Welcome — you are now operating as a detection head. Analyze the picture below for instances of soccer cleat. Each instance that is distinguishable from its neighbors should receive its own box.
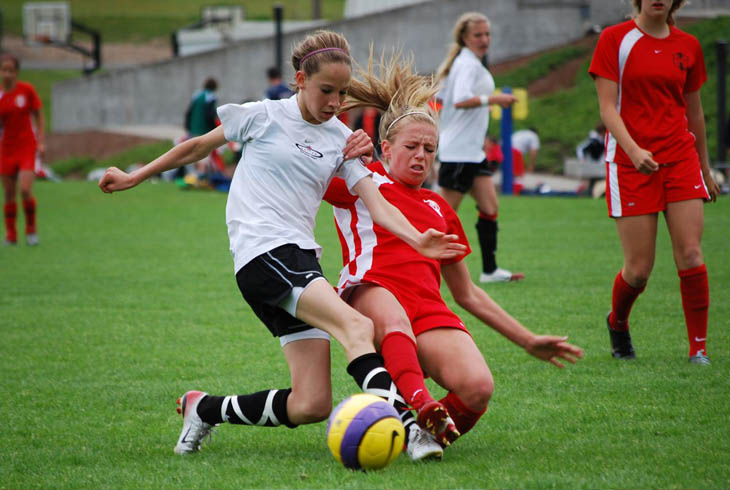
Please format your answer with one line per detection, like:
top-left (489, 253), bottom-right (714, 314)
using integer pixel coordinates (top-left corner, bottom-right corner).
top-left (606, 312), bottom-right (635, 360)
top-left (416, 400), bottom-right (460, 447)
top-left (479, 268), bottom-right (525, 283)
top-left (2, 239), bottom-right (17, 246)
top-left (174, 390), bottom-right (213, 454)
top-left (406, 425), bottom-right (443, 461)
top-left (689, 351), bottom-right (711, 365)
top-left (26, 233), bottom-right (39, 246)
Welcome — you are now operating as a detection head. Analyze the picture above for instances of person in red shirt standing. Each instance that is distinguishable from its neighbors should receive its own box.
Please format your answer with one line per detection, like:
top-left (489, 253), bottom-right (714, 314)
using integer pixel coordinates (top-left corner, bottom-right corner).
top-left (589, 0), bottom-right (720, 364)
top-left (0, 54), bottom-right (44, 246)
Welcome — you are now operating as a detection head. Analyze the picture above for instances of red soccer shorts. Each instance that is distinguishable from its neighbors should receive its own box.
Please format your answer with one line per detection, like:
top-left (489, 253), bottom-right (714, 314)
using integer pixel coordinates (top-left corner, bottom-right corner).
top-left (605, 156), bottom-right (709, 217)
top-left (0, 145), bottom-right (37, 176)
top-left (366, 276), bottom-right (471, 337)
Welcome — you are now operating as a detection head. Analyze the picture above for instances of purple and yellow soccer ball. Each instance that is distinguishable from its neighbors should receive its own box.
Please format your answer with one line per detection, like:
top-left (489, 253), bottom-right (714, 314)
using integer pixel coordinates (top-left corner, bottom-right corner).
top-left (326, 393), bottom-right (405, 470)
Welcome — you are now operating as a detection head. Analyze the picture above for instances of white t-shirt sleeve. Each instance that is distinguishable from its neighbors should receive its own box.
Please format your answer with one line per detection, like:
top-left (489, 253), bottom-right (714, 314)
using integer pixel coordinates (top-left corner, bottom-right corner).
top-left (452, 63), bottom-right (479, 103)
top-left (217, 102), bottom-right (269, 143)
top-left (336, 158), bottom-right (372, 191)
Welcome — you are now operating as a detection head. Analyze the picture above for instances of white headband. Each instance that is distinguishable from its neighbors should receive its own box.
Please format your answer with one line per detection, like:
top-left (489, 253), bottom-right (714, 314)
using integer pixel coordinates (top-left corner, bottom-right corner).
top-left (385, 111), bottom-right (434, 137)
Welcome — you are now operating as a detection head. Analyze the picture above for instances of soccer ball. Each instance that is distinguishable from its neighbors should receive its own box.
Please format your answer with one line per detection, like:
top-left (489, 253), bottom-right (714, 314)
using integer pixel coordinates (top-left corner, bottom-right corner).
top-left (326, 393), bottom-right (405, 470)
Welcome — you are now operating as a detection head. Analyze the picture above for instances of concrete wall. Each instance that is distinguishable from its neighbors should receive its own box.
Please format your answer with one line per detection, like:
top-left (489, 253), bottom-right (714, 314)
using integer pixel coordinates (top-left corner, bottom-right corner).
top-left (51, 0), bottom-right (634, 131)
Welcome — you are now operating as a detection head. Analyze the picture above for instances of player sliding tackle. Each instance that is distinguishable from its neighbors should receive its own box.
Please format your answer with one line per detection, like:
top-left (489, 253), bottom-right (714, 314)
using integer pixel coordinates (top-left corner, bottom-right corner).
top-left (98, 30), bottom-right (466, 458)
top-left (323, 48), bottom-right (583, 459)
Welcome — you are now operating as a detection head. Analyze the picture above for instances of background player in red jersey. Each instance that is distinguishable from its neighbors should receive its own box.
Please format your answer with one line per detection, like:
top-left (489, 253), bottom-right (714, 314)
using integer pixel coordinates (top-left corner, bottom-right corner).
top-left (589, 0), bottom-right (720, 364)
top-left (0, 54), bottom-right (44, 246)
top-left (325, 54), bottom-right (583, 456)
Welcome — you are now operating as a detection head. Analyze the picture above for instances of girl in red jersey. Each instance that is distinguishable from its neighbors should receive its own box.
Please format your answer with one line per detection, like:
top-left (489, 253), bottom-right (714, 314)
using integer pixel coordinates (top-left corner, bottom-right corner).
top-left (0, 54), bottom-right (44, 246)
top-left (589, 0), bottom-right (720, 364)
top-left (325, 54), bottom-right (583, 457)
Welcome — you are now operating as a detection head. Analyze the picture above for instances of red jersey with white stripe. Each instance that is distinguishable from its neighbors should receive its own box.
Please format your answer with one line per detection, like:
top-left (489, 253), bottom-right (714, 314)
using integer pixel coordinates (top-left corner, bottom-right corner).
top-left (323, 161), bottom-right (471, 296)
top-left (0, 81), bottom-right (42, 152)
top-left (588, 19), bottom-right (706, 166)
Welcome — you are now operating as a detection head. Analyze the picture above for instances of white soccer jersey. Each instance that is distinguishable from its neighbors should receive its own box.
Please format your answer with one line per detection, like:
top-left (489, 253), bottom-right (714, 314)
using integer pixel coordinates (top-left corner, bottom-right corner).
top-left (218, 95), bottom-right (371, 273)
top-left (438, 47), bottom-right (495, 163)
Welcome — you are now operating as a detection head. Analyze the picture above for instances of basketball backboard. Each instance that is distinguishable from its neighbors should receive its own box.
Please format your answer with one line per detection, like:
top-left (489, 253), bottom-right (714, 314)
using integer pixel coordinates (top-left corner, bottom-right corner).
top-left (23, 2), bottom-right (71, 46)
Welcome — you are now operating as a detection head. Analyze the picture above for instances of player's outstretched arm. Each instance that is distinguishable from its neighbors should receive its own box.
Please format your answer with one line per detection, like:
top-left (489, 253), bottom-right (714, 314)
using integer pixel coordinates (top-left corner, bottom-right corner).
top-left (441, 260), bottom-right (583, 368)
top-left (352, 176), bottom-right (466, 261)
top-left (98, 126), bottom-right (227, 193)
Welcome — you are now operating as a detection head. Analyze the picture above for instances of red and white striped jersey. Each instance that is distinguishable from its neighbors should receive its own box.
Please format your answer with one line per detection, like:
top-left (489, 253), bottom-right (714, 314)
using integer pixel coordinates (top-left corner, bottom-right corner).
top-left (323, 161), bottom-right (471, 294)
top-left (589, 19), bottom-right (706, 166)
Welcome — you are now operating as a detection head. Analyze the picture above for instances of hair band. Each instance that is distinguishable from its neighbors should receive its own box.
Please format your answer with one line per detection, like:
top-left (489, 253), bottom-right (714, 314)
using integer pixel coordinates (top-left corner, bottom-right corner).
top-left (299, 47), bottom-right (348, 64)
top-left (385, 111), bottom-right (434, 137)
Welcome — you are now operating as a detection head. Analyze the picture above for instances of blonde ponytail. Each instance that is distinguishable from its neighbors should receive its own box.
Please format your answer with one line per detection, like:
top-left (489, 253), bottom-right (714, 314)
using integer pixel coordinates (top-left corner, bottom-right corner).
top-left (435, 12), bottom-right (489, 81)
top-left (344, 48), bottom-right (438, 144)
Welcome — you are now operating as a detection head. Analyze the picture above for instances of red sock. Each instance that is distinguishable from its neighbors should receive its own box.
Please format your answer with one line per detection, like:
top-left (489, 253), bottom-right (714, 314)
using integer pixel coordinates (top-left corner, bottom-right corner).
top-left (679, 264), bottom-right (709, 357)
top-left (23, 197), bottom-right (36, 234)
top-left (440, 392), bottom-right (486, 436)
top-left (4, 201), bottom-right (17, 242)
top-left (609, 270), bottom-right (645, 332)
top-left (380, 331), bottom-right (432, 410)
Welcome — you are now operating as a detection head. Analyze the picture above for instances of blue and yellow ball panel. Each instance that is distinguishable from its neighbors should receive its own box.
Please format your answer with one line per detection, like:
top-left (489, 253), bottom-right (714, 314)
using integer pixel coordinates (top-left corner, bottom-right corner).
top-left (326, 394), bottom-right (405, 470)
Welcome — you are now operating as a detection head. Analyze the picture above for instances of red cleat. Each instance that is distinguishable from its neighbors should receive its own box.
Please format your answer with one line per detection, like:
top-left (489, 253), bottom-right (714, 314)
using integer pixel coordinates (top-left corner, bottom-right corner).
top-left (416, 400), bottom-right (460, 447)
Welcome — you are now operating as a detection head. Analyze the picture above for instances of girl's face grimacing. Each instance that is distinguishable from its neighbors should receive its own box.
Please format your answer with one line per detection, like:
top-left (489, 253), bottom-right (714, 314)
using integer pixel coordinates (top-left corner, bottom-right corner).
top-left (382, 121), bottom-right (438, 189)
top-left (296, 61), bottom-right (351, 124)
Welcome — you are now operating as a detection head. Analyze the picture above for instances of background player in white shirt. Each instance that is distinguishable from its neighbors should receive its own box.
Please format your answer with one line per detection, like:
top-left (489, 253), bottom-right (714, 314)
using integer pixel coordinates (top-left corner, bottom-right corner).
top-left (511, 127), bottom-right (540, 174)
top-left (435, 12), bottom-right (523, 283)
top-left (98, 30), bottom-right (465, 455)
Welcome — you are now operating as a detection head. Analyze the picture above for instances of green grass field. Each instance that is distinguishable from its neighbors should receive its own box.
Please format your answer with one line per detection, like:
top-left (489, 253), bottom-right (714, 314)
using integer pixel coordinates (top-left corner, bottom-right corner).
top-left (1, 182), bottom-right (728, 488)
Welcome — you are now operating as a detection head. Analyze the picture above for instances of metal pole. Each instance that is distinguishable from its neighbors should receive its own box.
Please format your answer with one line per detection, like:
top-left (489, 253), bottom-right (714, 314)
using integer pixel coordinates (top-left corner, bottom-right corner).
top-left (312, 0), bottom-right (321, 19)
top-left (501, 86), bottom-right (514, 195)
top-left (717, 40), bottom-right (727, 164)
top-left (274, 4), bottom-right (283, 74)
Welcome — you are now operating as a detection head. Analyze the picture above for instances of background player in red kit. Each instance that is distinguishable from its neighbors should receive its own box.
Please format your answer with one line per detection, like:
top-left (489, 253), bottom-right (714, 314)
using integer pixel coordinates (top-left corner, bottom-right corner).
top-left (589, 0), bottom-right (720, 364)
top-left (0, 54), bottom-right (44, 246)
top-left (325, 54), bottom-right (583, 455)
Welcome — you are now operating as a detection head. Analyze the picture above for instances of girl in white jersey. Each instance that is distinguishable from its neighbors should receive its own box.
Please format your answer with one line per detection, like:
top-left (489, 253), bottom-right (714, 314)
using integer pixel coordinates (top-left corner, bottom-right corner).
top-left (435, 12), bottom-right (523, 283)
top-left (98, 30), bottom-right (465, 455)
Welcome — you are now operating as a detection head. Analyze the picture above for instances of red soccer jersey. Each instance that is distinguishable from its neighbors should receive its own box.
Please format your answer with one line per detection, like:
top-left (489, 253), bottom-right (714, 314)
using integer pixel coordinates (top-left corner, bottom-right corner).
top-left (323, 161), bottom-right (471, 296)
top-left (0, 81), bottom-right (42, 152)
top-left (588, 19), bottom-right (706, 166)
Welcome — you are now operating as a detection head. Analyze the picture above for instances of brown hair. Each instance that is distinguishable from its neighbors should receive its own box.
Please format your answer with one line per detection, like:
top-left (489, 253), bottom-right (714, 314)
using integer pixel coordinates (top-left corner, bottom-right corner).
top-left (632, 0), bottom-right (685, 25)
top-left (291, 30), bottom-right (351, 77)
top-left (344, 49), bottom-right (438, 148)
top-left (0, 53), bottom-right (20, 70)
top-left (435, 12), bottom-right (488, 81)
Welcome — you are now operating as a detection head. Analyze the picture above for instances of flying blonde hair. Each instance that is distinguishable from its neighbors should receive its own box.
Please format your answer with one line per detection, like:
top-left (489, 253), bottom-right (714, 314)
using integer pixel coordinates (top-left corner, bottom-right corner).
top-left (344, 48), bottom-right (439, 146)
top-left (435, 12), bottom-right (489, 82)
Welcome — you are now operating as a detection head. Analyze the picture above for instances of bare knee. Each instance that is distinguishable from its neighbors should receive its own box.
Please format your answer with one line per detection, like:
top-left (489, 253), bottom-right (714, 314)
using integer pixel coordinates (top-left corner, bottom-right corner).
top-left (341, 313), bottom-right (375, 352)
top-left (288, 392), bottom-right (332, 424)
top-left (457, 376), bottom-right (494, 413)
top-left (675, 245), bottom-right (703, 270)
top-left (622, 262), bottom-right (652, 287)
top-left (20, 190), bottom-right (33, 201)
top-left (374, 315), bottom-right (413, 346)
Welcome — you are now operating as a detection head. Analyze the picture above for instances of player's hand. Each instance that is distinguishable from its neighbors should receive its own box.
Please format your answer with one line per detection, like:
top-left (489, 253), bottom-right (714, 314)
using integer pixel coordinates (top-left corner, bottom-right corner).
top-left (628, 147), bottom-right (659, 175)
top-left (98, 167), bottom-right (137, 193)
top-left (524, 335), bottom-right (583, 368)
top-left (491, 93), bottom-right (517, 108)
top-left (37, 142), bottom-right (46, 158)
top-left (343, 129), bottom-right (374, 163)
top-left (415, 228), bottom-right (467, 260)
top-left (703, 172), bottom-right (720, 203)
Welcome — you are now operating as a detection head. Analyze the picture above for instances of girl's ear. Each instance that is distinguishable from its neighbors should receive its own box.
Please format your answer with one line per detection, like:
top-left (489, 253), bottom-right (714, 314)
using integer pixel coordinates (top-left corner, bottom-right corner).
top-left (295, 70), bottom-right (307, 91)
top-left (380, 139), bottom-right (391, 162)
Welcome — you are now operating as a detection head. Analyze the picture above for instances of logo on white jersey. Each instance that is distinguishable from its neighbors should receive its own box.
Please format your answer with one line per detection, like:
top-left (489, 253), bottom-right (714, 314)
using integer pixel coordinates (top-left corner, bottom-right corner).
top-left (15, 94), bottom-right (27, 108)
top-left (295, 142), bottom-right (324, 159)
top-left (423, 199), bottom-right (443, 217)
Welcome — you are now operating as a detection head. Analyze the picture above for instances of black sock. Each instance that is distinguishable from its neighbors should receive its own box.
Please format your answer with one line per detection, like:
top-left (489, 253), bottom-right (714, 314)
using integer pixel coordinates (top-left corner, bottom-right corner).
top-left (197, 389), bottom-right (296, 428)
top-left (476, 217), bottom-right (498, 273)
top-left (346, 352), bottom-right (414, 426)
